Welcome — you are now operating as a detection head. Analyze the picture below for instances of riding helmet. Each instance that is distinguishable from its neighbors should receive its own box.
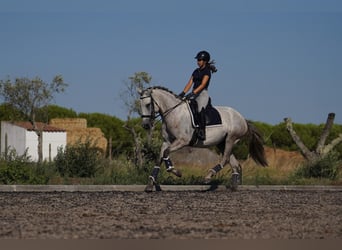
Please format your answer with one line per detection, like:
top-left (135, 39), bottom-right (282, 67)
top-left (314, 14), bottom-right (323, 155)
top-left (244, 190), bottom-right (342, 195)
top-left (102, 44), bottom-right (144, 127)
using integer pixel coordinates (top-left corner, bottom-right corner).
top-left (195, 50), bottom-right (210, 62)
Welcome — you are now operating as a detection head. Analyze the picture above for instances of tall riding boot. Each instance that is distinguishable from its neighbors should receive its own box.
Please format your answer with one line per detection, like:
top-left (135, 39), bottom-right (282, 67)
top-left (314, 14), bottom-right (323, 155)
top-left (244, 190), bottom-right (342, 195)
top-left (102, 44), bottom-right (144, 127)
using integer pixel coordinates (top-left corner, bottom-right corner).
top-left (197, 108), bottom-right (206, 140)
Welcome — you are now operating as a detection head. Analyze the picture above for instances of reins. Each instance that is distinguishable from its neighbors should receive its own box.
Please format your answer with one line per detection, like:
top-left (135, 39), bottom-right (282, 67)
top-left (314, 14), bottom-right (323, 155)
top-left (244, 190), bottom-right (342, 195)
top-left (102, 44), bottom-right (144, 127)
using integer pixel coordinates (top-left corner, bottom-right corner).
top-left (158, 99), bottom-right (184, 118)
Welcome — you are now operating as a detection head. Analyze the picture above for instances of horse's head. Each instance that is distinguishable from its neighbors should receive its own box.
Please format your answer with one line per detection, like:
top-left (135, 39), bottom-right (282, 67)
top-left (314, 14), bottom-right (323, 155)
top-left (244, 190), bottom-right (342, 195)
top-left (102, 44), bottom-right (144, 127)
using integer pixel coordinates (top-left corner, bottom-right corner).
top-left (138, 88), bottom-right (156, 130)
top-left (138, 86), bottom-right (181, 130)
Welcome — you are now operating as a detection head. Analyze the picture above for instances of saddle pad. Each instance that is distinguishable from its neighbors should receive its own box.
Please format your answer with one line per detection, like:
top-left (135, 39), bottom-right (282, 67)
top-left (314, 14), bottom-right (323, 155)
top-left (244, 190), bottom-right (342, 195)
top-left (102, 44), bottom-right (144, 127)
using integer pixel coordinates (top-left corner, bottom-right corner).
top-left (187, 100), bottom-right (222, 127)
top-left (204, 105), bottom-right (222, 126)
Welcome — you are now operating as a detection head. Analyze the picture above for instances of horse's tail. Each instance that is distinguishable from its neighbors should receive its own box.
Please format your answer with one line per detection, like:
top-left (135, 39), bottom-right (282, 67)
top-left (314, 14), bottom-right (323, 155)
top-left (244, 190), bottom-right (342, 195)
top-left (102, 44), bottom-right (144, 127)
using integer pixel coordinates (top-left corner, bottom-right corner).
top-left (246, 120), bottom-right (268, 167)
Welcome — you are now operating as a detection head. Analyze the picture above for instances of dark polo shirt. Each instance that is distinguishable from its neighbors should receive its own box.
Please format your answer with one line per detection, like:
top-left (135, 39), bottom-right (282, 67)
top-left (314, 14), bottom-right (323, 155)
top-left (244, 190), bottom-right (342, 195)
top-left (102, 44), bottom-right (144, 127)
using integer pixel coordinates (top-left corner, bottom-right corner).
top-left (192, 66), bottom-right (211, 91)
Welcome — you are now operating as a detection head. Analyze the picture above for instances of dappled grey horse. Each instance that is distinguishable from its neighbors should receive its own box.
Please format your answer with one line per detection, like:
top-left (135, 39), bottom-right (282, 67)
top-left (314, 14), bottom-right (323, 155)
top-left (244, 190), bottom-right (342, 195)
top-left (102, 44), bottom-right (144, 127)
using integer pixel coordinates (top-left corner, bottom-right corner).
top-left (138, 86), bottom-right (267, 191)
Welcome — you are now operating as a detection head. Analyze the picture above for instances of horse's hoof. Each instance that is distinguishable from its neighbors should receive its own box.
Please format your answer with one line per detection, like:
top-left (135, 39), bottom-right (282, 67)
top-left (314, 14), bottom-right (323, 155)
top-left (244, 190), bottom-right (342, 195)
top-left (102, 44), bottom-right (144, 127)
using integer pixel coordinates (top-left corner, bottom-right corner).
top-left (204, 178), bottom-right (211, 184)
top-left (230, 173), bottom-right (239, 191)
top-left (237, 167), bottom-right (243, 185)
top-left (144, 184), bottom-right (153, 192)
top-left (204, 175), bottom-right (212, 184)
top-left (145, 176), bottom-right (156, 192)
top-left (204, 170), bottom-right (215, 184)
top-left (170, 168), bottom-right (182, 177)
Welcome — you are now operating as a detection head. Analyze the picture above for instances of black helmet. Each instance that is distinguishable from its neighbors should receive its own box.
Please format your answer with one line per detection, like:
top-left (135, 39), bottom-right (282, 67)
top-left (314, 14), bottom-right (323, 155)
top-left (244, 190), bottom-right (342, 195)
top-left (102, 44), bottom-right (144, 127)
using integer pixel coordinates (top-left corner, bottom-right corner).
top-left (195, 50), bottom-right (210, 62)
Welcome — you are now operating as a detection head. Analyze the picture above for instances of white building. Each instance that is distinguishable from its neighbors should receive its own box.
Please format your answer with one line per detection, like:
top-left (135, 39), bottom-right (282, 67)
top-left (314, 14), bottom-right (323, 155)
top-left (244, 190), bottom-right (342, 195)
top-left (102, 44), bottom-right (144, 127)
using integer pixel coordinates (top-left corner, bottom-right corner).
top-left (1, 121), bottom-right (66, 162)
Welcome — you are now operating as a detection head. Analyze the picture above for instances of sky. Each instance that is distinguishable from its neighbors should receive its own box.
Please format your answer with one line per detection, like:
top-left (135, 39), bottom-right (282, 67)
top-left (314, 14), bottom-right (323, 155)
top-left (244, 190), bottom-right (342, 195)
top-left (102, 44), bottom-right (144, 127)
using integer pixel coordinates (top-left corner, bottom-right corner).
top-left (1, 0), bottom-right (341, 125)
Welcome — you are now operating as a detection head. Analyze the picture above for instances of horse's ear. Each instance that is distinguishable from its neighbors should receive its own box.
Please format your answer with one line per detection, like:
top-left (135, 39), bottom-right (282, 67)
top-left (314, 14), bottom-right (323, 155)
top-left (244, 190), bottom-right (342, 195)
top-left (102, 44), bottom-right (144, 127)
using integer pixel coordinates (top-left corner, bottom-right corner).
top-left (136, 87), bottom-right (143, 95)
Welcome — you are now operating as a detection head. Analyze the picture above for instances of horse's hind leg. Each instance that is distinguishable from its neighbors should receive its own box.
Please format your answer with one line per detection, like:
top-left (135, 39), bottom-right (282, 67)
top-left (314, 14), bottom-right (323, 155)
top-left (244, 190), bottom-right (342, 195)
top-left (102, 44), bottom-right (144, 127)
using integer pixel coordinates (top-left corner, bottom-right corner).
top-left (229, 154), bottom-right (242, 190)
top-left (205, 138), bottom-right (234, 182)
top-left (230, 154), bottom-right (242, 185)
top-left (205, 138), bottom-right (241, 190)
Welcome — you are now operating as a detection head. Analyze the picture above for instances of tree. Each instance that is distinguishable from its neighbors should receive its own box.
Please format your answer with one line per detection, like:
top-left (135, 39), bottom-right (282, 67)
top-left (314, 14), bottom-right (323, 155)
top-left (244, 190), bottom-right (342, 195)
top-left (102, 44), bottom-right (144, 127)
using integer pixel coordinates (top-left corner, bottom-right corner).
top-left (0, 76), bottom-right (68, 163)
top-left (0, 103), bottom-right (23, 121)
top-left (78, 112), bottom-right (132, 158)
top-left (42, 105), bottom-right (78, 119)
top-left (284, 113), bottom-right (342, 163)
top-left (120, 72), bottom-right (152, 168)
top-left (121, 72), bottom-right (152, 118)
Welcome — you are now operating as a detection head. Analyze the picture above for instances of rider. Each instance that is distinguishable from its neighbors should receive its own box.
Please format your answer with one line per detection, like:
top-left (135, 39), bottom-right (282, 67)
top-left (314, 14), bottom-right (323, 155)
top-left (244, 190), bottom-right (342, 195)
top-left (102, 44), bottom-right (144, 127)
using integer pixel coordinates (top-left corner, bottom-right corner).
top-left (178, 50), bottom-right (217, 140)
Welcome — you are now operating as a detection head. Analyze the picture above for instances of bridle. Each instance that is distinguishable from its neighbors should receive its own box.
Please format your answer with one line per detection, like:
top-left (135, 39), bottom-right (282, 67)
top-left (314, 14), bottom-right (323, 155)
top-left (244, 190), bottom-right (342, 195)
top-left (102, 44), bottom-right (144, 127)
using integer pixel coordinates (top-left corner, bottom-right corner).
top-left (140, 94), bottom-right (157, 121)
top-left (140, 90), bottom-right (184, 125)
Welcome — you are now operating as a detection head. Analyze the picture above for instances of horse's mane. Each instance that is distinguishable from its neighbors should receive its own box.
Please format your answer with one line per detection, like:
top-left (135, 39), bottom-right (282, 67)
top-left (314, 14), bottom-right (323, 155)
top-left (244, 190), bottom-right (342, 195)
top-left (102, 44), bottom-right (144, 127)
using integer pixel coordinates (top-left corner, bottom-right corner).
top-left (149, 86), bottom-right (178, 98)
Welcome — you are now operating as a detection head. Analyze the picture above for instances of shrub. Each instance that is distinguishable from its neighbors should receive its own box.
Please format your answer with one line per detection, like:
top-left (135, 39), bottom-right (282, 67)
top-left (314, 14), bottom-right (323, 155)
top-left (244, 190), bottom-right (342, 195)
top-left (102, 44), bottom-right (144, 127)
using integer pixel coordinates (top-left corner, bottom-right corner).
top-left (294, 151), bottom-right (341, 180)
top-left (55, 140), bottom-right (103, 178)
top-left (91, 155), bottom-right (151, 184)
top-left (0, 147), bottom-right (50, 184)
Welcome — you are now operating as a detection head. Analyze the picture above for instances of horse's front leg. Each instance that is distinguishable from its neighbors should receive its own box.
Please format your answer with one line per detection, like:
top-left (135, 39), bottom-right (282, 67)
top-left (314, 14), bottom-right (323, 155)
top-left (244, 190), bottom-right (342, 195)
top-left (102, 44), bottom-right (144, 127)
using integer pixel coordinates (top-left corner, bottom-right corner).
top-left (145, 143), bottom-right (167, 192)
top-left (162, 141), bottom-right (184, 178)
top-left (145, 165), bottom-right (162, 192)
top-left (145, 139), bottom-right (185, 192)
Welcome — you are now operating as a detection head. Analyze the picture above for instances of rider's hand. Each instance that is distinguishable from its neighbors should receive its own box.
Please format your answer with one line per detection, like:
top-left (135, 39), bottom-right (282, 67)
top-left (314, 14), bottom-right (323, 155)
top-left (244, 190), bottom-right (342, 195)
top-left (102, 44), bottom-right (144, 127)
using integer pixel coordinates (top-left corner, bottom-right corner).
top-left (178, 91), bottom-right (185, 99)
top-left (185, 92), bottom-right (196, 100)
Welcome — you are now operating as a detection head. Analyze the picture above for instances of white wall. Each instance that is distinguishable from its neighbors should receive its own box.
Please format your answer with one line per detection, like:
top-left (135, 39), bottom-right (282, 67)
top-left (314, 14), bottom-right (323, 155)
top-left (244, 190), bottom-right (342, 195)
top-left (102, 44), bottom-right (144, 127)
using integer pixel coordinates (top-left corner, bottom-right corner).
top-left (1, 121), bottom-right (66, 162)
top-left (1, 121), bottom-right (27, 155)
top-left (43, 131), bottom-right (67, 161)
top-left (25, 131), bottom-right (67, 161)
top-left (25, 131), bottom-right (38, 160)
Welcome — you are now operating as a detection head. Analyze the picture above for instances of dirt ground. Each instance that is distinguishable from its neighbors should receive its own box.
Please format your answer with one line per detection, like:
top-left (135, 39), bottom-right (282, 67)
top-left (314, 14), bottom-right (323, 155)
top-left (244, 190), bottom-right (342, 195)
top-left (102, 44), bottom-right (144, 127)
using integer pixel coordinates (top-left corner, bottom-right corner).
top-left (0, 190), bottom-right (341, 239)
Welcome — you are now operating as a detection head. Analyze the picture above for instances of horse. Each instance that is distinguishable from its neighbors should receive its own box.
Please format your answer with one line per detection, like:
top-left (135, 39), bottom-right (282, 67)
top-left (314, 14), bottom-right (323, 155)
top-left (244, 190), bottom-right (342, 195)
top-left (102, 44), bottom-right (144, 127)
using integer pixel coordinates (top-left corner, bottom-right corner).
top-left (138, 86), bottom-right (268, 192)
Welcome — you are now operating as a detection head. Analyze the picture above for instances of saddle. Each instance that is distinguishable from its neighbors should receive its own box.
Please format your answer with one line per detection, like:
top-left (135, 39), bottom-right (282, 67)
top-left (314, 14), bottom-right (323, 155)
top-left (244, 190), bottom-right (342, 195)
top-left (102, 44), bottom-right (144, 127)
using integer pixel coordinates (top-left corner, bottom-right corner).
top-left (188, 98), bottom-right (222, 127)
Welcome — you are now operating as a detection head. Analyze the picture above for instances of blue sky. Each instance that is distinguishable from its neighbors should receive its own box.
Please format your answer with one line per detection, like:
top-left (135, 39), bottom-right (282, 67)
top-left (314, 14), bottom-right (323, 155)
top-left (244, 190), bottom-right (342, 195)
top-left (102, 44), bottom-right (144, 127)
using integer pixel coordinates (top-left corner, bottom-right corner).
top-left (1, 0), bottom-right (341, 125)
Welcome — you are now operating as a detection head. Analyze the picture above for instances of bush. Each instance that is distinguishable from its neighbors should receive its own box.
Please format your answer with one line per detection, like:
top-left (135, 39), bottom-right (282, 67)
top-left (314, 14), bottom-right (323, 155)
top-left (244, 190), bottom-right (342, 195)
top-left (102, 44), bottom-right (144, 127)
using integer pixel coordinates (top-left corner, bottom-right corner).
top-left (91, 155), bottom-right (151, 184)
top-left (0, 148), bottom-right (50, 184)
top-left (294, 151), bottom-right (341, 180)
top-left (55, 140), bottom-right (103, 178)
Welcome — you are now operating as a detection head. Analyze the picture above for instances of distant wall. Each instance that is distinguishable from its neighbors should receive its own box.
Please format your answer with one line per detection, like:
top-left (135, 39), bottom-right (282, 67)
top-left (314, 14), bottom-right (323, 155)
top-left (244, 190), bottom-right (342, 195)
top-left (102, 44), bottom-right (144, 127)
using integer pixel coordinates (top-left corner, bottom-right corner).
top-left (25, 130), bottom-right (67, 161)
top-left (1, 121), bottom-right (27, 156)
top-left (1, 121), bottom-right (66, 161)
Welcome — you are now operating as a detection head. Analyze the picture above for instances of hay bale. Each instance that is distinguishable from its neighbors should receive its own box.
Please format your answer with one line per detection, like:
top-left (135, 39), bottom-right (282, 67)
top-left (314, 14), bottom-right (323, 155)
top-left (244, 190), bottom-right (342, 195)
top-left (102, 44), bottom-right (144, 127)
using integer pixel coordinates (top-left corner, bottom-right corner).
top-left (67, 128), bottom-right (107, 152)
top-left (50, 118), bottom-right (87, 130)
top-left (50, 118), bottom-right (107, 153)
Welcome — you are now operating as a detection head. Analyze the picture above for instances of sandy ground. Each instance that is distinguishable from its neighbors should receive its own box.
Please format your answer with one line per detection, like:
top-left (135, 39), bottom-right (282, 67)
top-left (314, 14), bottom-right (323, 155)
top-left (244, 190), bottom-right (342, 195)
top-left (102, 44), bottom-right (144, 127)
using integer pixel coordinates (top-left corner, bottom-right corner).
top-left (0, 190), bottom-right (341, 239)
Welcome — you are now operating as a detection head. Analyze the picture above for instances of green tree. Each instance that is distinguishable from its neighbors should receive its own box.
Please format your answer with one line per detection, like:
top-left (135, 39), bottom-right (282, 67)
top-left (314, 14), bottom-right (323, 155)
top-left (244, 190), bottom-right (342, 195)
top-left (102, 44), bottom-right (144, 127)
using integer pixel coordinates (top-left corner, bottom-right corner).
top-left (0, 76), bottom-right (68, 163)
top-left (270, 123), bottom-right (296, 150)
top-left (0, 103), bottom-right (23, 121)
top-left (120, 72), bottom-right (152, 168)
top-left (42, 105), bottom-right (78, 120)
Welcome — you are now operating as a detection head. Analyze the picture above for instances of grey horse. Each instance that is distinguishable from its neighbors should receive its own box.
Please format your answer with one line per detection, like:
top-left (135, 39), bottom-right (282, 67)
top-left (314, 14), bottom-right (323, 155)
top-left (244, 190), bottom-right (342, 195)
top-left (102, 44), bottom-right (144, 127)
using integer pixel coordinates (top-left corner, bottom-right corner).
top-left (138, 86), bottom-right (267, 191)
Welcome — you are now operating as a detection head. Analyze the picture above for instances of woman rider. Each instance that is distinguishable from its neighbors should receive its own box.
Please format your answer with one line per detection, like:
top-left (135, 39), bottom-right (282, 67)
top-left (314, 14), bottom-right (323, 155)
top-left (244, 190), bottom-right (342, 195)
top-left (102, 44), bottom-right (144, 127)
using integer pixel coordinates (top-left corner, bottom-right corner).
top-left (178, 50), bottom-right (217, 140)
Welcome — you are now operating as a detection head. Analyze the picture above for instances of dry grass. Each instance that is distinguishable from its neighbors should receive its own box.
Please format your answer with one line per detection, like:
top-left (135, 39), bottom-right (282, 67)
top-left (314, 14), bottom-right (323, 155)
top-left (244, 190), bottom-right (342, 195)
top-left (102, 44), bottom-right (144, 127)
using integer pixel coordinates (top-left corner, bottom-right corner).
top-left (170, 146), bottom-right (307, 184)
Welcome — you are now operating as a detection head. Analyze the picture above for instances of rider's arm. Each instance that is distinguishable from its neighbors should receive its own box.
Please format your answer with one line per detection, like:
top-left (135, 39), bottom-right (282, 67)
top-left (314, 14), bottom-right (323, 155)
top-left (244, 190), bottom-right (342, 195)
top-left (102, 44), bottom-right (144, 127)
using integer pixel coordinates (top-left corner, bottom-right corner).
top-left (193, 75), bottom-right (209, 95)
top-left (182, 76), bottom-right (194, 93)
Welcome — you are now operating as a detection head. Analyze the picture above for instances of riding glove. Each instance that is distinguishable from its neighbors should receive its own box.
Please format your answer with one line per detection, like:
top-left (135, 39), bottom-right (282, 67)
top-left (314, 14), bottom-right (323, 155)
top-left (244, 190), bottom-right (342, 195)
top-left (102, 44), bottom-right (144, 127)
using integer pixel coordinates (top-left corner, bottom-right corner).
top-left (178, 91), bottom-right (185, 98)
top-left (185, 92), bottom-right (197, 100)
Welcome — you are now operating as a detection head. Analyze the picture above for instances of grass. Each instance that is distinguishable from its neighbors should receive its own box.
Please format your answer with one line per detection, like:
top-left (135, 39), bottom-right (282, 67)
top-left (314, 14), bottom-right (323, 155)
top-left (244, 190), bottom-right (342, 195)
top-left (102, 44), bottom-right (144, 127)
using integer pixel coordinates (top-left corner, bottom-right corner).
top-left (0, 155), bottom-right (341, 186)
